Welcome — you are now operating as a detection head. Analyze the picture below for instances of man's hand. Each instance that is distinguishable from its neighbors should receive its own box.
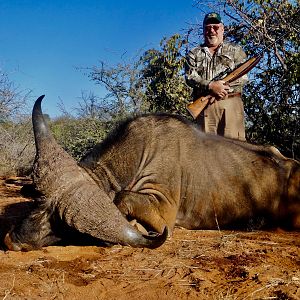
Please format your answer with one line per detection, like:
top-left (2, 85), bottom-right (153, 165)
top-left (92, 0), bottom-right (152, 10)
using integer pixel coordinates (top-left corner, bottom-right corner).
top-left (208, 80), bottom-right (230, 99)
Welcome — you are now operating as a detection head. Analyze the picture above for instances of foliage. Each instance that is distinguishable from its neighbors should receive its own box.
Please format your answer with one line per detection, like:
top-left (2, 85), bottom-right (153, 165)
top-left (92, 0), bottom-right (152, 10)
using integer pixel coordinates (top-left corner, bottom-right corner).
top-left (139, 34), bottom-right (192, 116)
top-left (82, 35), bottom-right (193, 120)
top-left (50, 116), bottom-right (111, 161)
top-left (82, 58), bottom-right (149, 121)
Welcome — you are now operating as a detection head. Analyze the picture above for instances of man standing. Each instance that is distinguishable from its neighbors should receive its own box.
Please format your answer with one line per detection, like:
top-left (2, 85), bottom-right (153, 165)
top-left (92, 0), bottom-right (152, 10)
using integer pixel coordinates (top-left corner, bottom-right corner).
top-left (185, 12), bottom-right (248, 141)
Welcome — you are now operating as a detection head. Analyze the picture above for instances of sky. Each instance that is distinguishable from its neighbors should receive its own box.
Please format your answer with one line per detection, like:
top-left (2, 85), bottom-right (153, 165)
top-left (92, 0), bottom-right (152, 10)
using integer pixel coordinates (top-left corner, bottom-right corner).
top-left (0, 1), bottom-right (205, 118)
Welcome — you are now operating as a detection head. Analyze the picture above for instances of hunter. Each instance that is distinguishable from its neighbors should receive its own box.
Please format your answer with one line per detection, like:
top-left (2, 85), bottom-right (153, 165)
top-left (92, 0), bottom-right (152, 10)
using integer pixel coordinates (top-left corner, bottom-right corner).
top-left (185, 12), bottom-right (248, 141)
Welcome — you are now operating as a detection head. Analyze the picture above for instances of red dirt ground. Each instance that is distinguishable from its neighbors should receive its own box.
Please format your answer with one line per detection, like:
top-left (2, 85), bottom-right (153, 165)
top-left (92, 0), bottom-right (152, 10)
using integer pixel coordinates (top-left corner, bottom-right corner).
top-left (0, 177), bottom-right (299, 300)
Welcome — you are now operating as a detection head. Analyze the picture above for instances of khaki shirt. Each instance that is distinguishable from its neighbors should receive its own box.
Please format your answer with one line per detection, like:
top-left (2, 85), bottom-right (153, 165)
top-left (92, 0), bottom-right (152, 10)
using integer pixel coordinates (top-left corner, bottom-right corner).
top-left (185, 42), bottom-right (248, 99)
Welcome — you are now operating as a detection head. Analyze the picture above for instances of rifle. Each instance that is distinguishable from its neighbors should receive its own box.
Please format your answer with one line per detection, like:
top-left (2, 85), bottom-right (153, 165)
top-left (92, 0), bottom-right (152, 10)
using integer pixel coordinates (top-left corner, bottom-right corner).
top-left (186, 55), bottom-right (262, 119)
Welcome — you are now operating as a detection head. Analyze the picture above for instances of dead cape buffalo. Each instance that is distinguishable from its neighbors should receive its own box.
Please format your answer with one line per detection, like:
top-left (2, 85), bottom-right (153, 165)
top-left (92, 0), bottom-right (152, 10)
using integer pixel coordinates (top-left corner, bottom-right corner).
top-left (4, 95), bottom-right (300, 251)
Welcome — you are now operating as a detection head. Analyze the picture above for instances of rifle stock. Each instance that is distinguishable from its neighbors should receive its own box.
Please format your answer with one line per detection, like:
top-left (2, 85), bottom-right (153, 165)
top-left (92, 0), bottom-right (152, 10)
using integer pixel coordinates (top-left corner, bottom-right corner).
top-left (186, 95), bottom-right (211, 119)
top-left (186, 55), bottom-right (261, 119)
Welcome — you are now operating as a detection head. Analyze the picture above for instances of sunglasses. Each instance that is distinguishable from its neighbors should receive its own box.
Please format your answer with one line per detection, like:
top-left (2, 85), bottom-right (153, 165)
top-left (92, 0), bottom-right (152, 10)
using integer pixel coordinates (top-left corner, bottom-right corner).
top-left (205, 24), bottom-right (223, 32)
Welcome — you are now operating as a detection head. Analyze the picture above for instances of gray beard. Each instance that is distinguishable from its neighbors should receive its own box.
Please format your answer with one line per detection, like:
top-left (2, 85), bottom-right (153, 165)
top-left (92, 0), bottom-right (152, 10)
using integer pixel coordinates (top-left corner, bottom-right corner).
top-left (206, 36), bottom-right (220, 47)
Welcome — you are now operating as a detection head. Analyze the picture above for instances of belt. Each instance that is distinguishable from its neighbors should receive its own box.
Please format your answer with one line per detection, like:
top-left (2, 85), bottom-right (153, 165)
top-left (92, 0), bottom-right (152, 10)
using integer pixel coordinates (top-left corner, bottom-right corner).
top-left (227, 92), bottom-right (241, 98)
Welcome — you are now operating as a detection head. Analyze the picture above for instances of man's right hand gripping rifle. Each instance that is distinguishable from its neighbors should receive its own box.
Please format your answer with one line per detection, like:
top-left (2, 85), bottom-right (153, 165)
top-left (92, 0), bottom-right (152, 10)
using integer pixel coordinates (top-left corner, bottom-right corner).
top-left (187, 55), bottom-right (261, 119)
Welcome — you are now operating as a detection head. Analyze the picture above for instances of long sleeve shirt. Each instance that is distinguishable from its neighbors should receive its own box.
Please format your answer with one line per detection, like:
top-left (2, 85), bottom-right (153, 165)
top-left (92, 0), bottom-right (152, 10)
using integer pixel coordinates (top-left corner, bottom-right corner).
top-left (185, 42), bottom-right (248, 99)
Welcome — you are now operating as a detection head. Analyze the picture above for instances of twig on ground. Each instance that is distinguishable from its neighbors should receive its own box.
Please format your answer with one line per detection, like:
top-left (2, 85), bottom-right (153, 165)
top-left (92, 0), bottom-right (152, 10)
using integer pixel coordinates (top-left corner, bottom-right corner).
top-left (2, 275), bottom-right (15, 300)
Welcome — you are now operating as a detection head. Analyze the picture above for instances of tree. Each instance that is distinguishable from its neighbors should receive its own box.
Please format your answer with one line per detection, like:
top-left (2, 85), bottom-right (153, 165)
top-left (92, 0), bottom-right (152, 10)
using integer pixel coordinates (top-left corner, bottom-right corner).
top-left (74, 91), bottom-right (109, 120)
top-left (81, 58), bottom-right (149, 121)
top-left (0, 70), bottom-right (34, 175)
top-left (82, 35), bottom-right (193, 120)
top-left (139, 34), bottom-right (192, 116)
top-left (0, 71), bottom-right (30, 122)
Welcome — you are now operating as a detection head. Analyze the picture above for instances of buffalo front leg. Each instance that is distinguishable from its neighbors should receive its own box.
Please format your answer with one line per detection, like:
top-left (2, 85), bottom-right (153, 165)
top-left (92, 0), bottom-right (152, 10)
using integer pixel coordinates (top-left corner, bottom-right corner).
top-left (114, 191), bottom-right (170, 235)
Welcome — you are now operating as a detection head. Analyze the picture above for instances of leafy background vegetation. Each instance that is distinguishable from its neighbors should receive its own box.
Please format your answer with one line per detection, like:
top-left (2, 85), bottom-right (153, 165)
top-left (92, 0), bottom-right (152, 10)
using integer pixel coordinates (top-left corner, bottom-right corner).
top-left (0, 0), bottom-right (299, 176)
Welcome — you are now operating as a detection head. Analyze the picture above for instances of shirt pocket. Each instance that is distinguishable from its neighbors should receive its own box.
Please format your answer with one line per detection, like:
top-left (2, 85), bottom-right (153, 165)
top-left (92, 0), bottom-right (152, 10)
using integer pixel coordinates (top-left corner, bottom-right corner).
top-left (218, 54), bottom-right (235, 70)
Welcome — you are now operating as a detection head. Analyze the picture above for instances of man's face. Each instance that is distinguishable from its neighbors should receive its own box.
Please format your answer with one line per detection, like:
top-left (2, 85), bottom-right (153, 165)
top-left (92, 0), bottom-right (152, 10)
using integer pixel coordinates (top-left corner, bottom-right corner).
top-left (204, 23), bottom-right (224, 47)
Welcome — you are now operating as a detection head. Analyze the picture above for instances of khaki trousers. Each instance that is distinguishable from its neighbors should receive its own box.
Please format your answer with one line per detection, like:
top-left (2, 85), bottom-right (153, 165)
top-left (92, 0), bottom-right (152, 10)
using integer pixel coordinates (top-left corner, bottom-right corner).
top-left (197, 96), bottom-right (246, 141)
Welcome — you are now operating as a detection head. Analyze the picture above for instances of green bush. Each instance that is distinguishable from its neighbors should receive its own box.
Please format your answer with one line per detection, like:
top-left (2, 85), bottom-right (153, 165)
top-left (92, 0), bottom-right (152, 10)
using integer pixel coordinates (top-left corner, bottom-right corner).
top-left (50, 116), bottom-right (111, 161)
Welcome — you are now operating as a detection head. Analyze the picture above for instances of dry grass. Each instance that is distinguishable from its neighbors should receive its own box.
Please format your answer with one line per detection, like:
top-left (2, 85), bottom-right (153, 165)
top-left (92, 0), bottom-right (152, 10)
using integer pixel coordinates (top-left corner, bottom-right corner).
top-left (0, 122), bottom-right (35, 177)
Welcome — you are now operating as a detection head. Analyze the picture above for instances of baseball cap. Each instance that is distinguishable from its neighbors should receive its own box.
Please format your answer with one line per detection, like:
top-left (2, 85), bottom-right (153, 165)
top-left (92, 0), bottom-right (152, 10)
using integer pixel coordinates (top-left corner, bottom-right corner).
top-left (203, 12), bottom-right (223, 26)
